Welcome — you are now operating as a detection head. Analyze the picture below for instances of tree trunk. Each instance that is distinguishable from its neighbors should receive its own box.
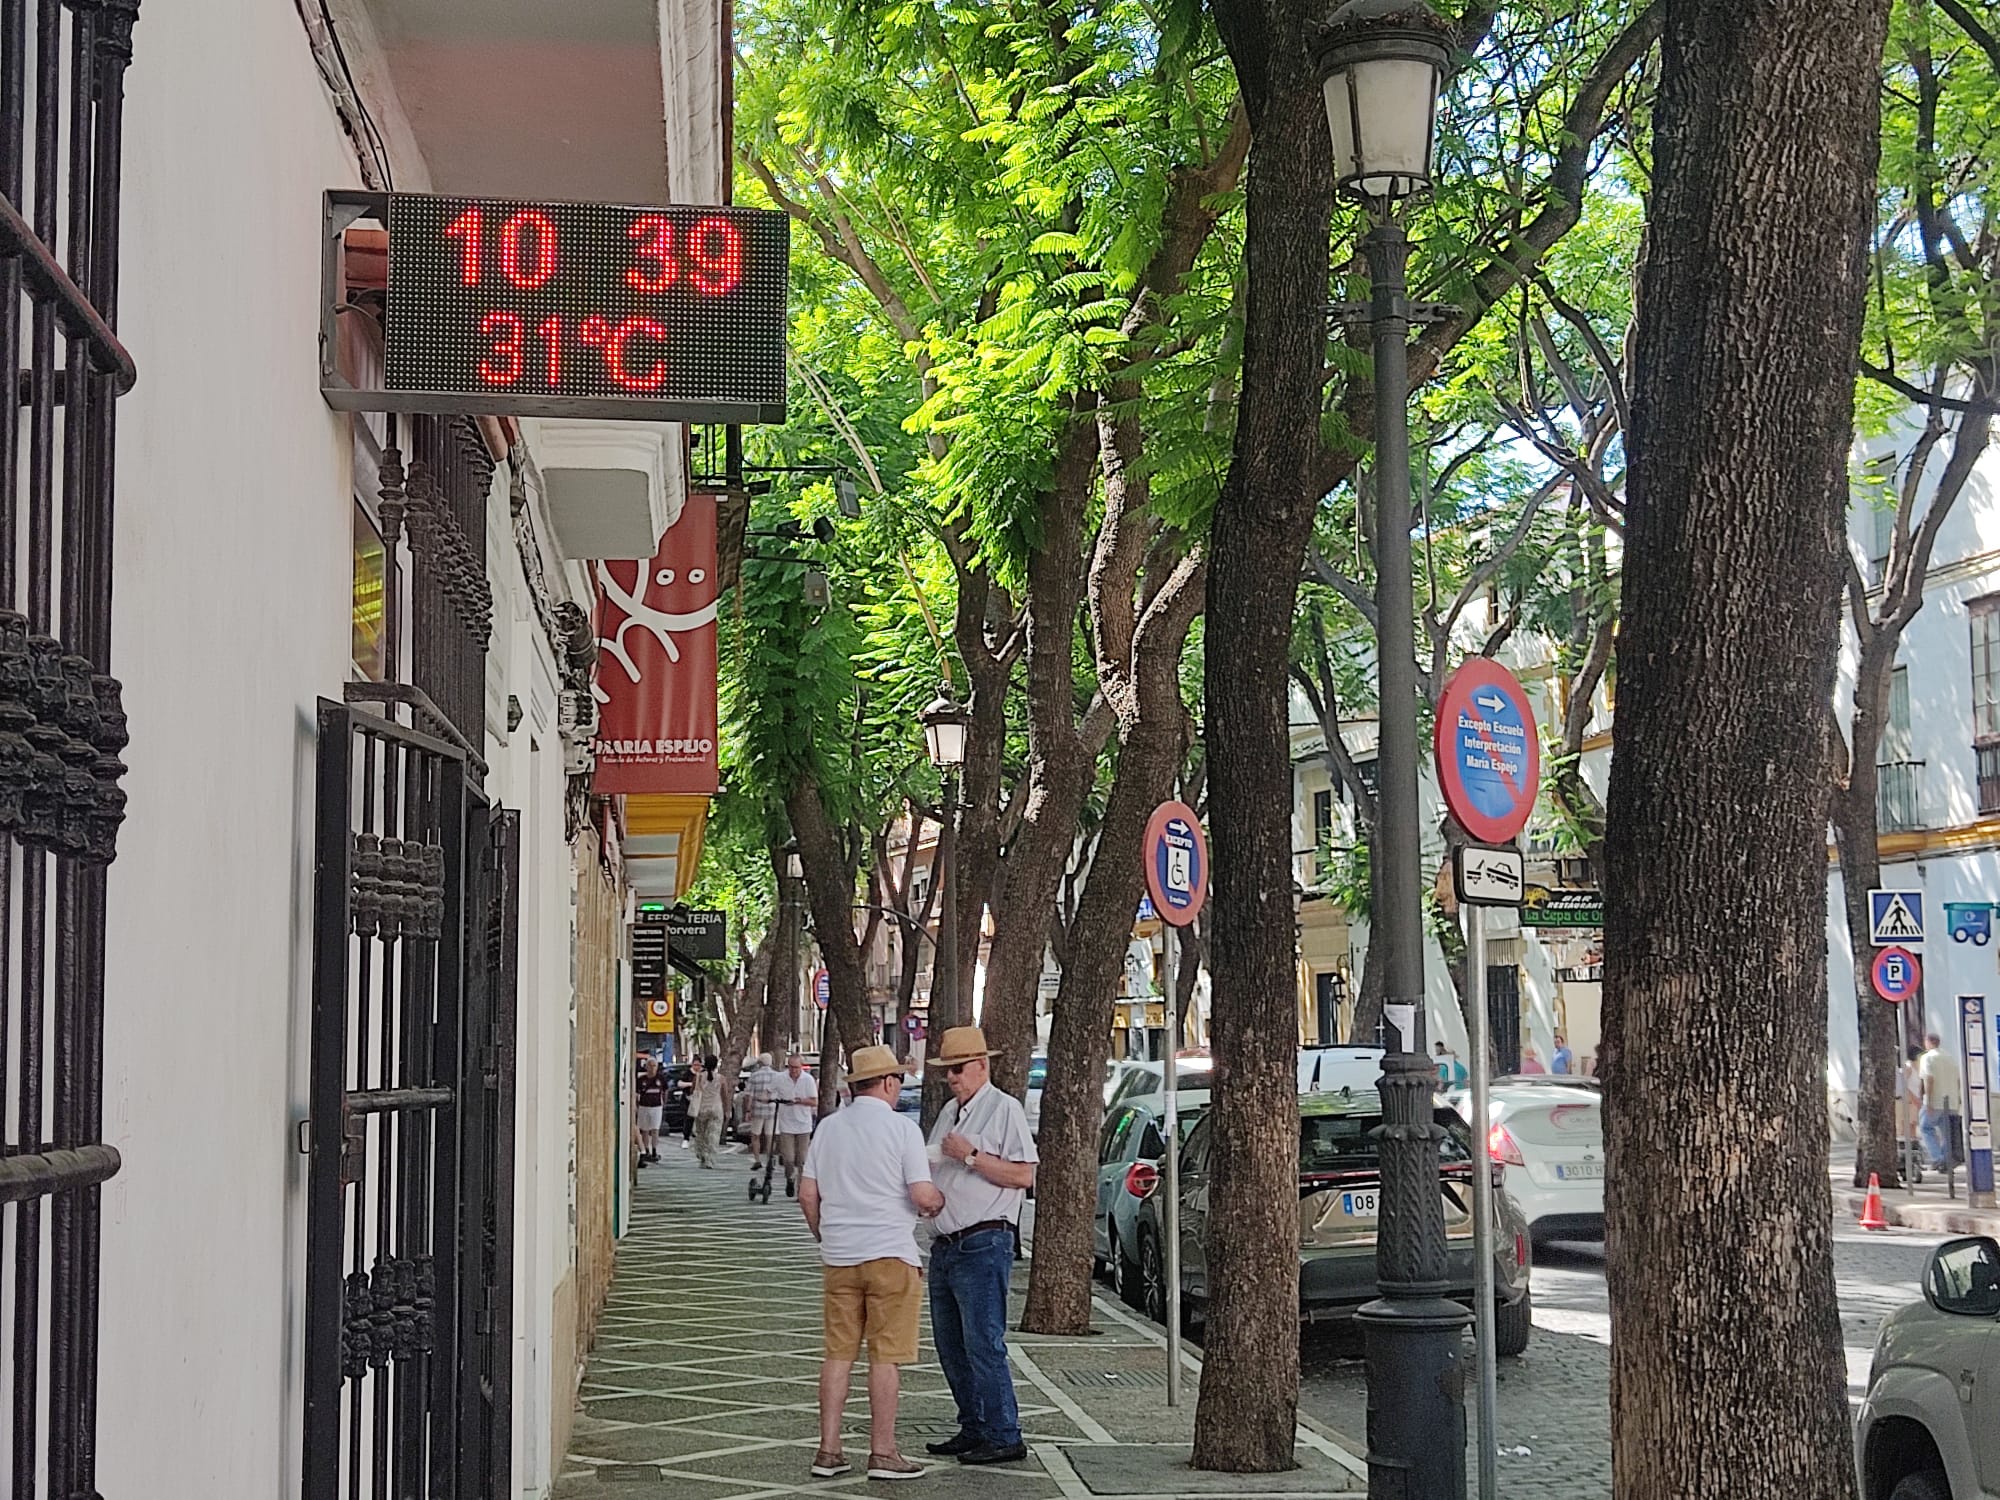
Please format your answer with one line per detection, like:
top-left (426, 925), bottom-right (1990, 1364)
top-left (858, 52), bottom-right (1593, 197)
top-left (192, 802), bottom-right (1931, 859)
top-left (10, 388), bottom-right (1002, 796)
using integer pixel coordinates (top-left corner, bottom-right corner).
top-left (1023, 706), bottom-right (1189, 1335)
top-left (1834, 773), bottom-right (1904, 1190)
top-left (984, 416), bottom-right (1102, 1099)
top-left (1601, 0), bottom-right (1887, 1490)
top-left (723, 932), bottom-right (773, 1124)
top-left (760, 843), bottom-right (798, 1065)
top-left (787, 773), bottom-right (876, 1070)
top-left (1191, 2), bottom-right (1330, 1468)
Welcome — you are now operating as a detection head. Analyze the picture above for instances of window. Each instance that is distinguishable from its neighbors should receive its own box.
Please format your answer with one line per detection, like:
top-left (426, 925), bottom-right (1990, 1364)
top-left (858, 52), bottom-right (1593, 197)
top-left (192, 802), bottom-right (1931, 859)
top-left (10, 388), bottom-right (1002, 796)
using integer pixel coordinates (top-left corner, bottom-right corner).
top-left (1313, 788), bottom-right (1334, 851)
top-left (1870, 501), bottom-right (1896, 578)
top-left (1100, 1108), bottom-right (1134, 1164)
top-left (1976, 600), bottom-right (2000, 740)
top-left (1883, 666), bottom-right (1913, 761)
top-left (352, 506), bottom-right (388, 681)
top-left (1972, 599), bottom-right (2000, 813)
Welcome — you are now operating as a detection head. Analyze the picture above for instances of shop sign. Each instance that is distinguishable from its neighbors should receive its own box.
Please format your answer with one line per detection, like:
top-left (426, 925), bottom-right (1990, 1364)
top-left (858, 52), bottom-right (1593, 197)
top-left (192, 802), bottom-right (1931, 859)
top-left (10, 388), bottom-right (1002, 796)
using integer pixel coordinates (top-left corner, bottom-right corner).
top-left (1519, 887), bottom-right (1603, 929)
top-left (593, 497), bottom-right (719, 795)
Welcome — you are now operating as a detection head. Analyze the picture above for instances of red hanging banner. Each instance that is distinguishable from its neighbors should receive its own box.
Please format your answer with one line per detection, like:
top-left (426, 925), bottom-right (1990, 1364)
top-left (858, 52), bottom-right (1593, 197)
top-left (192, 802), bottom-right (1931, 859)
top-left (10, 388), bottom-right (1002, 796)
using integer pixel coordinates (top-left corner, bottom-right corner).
top-left (591, 496), bottom-right (720, 795)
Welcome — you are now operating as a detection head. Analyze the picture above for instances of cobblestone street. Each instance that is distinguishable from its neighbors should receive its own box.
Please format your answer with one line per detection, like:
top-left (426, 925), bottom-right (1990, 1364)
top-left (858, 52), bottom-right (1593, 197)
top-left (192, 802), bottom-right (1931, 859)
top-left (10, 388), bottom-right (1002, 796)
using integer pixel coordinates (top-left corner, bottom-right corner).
top-left (1280, 1225), bottom-right (1943, 1499)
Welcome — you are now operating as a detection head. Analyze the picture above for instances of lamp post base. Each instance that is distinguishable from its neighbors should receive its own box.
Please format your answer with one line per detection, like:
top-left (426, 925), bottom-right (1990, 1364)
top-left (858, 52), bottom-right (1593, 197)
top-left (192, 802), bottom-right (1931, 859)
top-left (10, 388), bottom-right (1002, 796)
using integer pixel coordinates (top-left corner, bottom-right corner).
top-left (1356, 1292), bottom-right (1471, 1499)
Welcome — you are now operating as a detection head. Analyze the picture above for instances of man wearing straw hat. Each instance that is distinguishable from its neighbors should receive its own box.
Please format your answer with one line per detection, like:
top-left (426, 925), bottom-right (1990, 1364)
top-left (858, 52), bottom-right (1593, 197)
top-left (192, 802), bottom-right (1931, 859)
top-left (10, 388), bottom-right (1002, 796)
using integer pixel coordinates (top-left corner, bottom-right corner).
top-left (799, 1044), bottom-right (944, 1482)
top-left (923, 1026), bottom-right (1038, 1467)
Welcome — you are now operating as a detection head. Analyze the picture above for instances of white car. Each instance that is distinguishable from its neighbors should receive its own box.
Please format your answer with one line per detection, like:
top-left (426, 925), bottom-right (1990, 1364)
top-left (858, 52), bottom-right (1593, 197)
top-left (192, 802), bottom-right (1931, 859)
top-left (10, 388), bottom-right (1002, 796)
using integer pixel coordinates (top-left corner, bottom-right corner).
top-left (1026, 1054), bottom-right (1047, 1134)
top-left (1448, 1076), bottom-right (1604, 1244)
top-left (1858, 1235), bottom-right (2000, 1498)
top-left (1107, 1055), bottom-right (1215, 1110)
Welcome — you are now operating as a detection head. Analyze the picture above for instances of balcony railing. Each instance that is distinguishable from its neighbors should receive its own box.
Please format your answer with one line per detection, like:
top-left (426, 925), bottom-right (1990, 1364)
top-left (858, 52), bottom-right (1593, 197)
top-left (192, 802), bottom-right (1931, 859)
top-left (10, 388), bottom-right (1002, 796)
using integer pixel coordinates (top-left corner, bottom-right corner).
top-left (1878, 759), bottom-right (1925, 834)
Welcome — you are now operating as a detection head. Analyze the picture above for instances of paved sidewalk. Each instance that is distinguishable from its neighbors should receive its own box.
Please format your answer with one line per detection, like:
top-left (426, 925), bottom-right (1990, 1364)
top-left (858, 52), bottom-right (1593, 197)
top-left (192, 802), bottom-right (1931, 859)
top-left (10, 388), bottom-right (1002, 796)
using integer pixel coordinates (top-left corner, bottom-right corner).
top-left (557, 1145), bottom-right (1365, 1498)
top-left (1830, 1156), bottom-right (2000, 1236)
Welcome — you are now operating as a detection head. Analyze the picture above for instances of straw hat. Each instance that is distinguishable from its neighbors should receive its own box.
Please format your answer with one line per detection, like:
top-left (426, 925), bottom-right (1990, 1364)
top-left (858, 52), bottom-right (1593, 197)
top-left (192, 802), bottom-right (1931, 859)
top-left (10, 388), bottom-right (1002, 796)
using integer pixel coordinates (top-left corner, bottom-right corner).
top-left (846, 1045), bottom-right (907, 1086)
top-left (925, 1025), bottom-right (1000, 1069)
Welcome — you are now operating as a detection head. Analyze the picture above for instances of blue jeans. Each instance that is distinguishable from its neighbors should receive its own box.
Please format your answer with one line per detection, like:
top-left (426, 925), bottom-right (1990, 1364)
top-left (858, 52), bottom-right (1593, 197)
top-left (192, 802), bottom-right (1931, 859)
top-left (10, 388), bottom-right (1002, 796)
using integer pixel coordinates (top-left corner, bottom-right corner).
top-left (929, 1228), bottom-right (1020, 1447)
top-left (1922, 1107), bottom-right (1961, 1169)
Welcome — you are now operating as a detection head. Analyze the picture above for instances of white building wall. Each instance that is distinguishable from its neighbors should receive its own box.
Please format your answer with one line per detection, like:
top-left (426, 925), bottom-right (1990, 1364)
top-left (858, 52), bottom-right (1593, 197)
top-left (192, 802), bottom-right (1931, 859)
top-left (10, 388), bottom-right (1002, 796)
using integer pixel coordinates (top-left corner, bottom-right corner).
top-left (95, 0), bottom-right (363, 1492)
top-left (1827, 428), bottom-right (2000, 1123)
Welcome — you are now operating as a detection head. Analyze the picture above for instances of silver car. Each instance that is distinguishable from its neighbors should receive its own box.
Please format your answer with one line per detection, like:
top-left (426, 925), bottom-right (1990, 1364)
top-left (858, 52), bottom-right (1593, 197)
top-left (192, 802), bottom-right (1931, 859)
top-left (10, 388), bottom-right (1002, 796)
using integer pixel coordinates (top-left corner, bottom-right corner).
top-left (1857, 1235), bottom-right (2000, 1499)
top-left (1092, 1090), bottom-right (1209, 1309)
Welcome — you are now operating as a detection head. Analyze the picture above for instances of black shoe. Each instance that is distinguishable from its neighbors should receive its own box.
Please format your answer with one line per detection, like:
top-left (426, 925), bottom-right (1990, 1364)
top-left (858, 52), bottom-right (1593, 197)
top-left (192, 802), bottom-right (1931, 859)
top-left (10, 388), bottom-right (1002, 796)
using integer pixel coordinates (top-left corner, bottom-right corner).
top-left (925, 1433), bottom-right (980, 1457)
top-left (958, 1442), bottom-right (1027, 1466)
top-left (785, 1179), bottom-right (796, 1198)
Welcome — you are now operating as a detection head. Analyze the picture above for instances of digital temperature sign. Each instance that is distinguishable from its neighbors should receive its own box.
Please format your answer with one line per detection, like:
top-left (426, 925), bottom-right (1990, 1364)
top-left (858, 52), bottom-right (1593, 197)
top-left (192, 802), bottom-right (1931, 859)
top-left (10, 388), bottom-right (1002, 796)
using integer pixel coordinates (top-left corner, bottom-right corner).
top-left (326, 191), bottom-right (789, 424)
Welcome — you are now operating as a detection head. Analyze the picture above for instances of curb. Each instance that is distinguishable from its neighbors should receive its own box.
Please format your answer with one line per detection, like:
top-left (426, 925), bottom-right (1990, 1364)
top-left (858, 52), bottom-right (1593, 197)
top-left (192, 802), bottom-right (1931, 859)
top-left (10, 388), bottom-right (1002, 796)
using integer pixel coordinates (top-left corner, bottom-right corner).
top-left (1833, 1187), bottom-right (2000, 1236)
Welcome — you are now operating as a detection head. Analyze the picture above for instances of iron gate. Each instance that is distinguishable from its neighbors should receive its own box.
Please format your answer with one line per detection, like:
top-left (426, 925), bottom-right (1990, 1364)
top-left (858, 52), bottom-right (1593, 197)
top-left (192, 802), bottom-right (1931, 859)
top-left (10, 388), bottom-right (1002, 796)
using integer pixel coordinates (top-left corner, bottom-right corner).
top-left (304, 699), bottom-right (516, 1500)
top-left (0, 0), bottom-right (142, 1494)
top-left (1487, 964), bottom-right (1521, 1075)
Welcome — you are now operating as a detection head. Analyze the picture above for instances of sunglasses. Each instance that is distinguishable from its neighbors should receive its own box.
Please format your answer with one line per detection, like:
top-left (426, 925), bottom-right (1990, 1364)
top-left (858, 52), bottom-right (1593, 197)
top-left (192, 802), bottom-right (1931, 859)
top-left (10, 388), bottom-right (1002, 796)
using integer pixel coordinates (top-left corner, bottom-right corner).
top-left (947, 1062), bottom-right (976, 1077)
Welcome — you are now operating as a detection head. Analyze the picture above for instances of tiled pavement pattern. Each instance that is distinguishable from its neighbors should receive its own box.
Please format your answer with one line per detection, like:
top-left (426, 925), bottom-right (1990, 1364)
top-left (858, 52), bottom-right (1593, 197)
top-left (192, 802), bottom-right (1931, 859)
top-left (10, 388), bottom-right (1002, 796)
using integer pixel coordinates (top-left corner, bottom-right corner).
top-left (559, 1146), bottom-right (1365, 1499)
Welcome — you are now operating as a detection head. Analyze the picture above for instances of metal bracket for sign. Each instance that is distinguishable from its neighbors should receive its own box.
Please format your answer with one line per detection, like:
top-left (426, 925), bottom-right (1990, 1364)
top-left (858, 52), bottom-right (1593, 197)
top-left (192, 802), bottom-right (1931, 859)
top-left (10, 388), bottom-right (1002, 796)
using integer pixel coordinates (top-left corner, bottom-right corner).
top-left (317, 189), bottom-right (788, 425)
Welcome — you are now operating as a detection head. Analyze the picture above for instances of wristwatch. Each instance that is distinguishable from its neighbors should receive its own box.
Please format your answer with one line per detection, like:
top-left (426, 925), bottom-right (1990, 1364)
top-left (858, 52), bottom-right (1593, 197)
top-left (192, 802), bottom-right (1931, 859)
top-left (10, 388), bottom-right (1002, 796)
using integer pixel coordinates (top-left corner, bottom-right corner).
top-left (966, 1149), bottom-right (981, 1170)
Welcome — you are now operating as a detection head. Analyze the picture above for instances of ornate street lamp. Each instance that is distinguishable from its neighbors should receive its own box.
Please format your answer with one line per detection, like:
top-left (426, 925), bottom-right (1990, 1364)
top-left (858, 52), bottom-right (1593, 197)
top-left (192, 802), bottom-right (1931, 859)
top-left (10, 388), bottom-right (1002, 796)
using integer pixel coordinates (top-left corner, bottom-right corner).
top-left (919, 688), bottom-right (971, 1126)
top-left (1312, 6), bottom-right (1464, 1499)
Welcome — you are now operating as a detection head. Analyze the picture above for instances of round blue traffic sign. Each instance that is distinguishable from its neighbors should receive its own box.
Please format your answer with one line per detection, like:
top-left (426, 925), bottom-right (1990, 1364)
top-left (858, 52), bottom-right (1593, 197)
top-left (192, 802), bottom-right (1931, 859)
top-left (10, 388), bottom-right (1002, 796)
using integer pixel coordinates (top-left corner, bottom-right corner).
top-left (1434, 659), bottom-right (1541, 845)
top-left (1872, 945), bottom-right (1922, 1004)
top-left (1143, 801), bottom-right (1207, 928)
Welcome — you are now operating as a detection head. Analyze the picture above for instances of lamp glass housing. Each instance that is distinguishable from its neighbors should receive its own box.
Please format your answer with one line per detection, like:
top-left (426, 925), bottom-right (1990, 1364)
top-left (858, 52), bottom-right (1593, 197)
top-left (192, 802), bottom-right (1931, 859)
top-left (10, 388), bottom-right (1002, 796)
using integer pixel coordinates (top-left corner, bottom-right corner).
top-left (1323, 55), bottom-right (1441, 201)
top-left (921, 694), bottom-right (970, 770)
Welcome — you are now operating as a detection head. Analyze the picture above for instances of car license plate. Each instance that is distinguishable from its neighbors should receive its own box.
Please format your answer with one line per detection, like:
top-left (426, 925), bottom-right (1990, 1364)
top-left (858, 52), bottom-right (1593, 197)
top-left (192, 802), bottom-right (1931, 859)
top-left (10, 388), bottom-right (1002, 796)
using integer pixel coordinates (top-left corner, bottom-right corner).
top-left (1341, 1190), bottom-right (1379, 1218)
top-left (1556, 1161), bottom-right (1604, 1180)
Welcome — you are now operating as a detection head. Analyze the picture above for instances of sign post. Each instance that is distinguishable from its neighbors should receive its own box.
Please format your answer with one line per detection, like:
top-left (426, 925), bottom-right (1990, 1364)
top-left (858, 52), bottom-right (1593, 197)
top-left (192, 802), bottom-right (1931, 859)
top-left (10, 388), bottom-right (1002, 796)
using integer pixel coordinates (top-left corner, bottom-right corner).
top-left (1142, 800), bottom-right (1207, 1410)
top-left (1962, 997), bottom-right (1995, 1206)
top-left (1436, 659), bottom-right (1540, 1500)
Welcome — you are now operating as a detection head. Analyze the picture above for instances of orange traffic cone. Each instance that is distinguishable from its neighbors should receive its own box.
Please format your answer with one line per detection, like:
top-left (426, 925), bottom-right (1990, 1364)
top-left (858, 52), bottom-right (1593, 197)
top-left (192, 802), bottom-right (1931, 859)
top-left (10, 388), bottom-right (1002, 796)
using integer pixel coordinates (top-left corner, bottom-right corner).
top-left (1860, 1172), bottom-right (1889, 1231)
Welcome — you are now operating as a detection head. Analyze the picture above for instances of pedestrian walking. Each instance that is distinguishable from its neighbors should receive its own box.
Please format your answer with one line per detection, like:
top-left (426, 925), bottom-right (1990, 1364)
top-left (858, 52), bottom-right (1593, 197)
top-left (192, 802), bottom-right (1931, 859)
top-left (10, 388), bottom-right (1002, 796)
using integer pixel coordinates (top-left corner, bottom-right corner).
top-left (777, 1051), bottom-right (819, 1198)
top-left (1920, 1031), bottom-right (1964, 1171)
top-left (1519, 1043), bottom-right (1546, 1075)
top-left (923, 1026), bottom-right (1037, 1467)
top-left (693, 1054), bottom-right (725, 1169)
top-left (1551, 1031), bottom-right (1574, 1075)
top-left (1898, 1043), bottom-right (1926, 1183)
top-left (636, 1055), bottom-right (666, 1167)
top-left (798, 1045), bottom-right (943, 1482)
top-left (1433, 1042), bottom-right (1467, 1086)
top-left (746, 1053), bottom-right (783, 1169)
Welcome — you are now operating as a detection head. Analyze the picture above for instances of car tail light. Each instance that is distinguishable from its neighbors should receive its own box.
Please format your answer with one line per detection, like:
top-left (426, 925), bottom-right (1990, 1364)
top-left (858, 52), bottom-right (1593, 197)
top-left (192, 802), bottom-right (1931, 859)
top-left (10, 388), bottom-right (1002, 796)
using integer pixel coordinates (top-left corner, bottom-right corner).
top-left (1515, 1231), bottom-right (1529, 1269)
top-left (1124, 1162), bottom-right (1160, 1199)
top-left (1489, 1124), bottom-right (1525, 1167)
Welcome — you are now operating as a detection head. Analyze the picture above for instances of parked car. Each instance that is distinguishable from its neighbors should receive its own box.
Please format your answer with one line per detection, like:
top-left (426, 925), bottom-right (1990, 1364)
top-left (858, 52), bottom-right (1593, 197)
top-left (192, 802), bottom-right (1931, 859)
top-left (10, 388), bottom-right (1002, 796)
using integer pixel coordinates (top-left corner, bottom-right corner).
top-left (1107, 1055), bottom-right (1215, 1110)
top-left (1298, 1045), bottom-right (1388, 1096)
top-left (1446, 1075), bottom-right (1605, 1244)
top-left (1093, 1090), bottom-right (1211, 1306)
top-left (896, 1077), bottom-right (923, 1118)
top-left (1857, 1234), bottom-right (2000, 1498)
top-left (1026, 1054), bottom-right (1048, 1134)
top-left (1121, 1089), bottom-right (1534, 1354)
top-left (662, 1063), bottom-right (698, 1139)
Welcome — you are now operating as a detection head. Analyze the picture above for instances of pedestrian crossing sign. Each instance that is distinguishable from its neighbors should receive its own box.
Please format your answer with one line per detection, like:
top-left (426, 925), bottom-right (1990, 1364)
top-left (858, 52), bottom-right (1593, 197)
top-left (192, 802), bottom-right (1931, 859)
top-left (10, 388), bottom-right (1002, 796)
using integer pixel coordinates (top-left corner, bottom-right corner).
top-left (1869, 889), bottom-right (1926, 947)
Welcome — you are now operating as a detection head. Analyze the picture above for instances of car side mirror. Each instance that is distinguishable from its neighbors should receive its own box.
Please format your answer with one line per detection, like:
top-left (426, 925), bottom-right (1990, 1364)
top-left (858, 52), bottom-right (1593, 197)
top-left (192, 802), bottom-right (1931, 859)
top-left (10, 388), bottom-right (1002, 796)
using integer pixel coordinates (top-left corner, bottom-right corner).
top-left (1924, 1236), bottom-right (2000, 1317)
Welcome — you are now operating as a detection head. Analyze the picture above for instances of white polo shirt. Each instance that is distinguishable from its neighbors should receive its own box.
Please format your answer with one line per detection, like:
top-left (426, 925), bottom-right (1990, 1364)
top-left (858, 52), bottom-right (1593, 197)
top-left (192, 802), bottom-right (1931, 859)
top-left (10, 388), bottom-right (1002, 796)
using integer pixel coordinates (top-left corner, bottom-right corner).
top-left (928, 1083), bottom-right (1038, 1235)
top-left (777, 1070), bottom-right (818, 1134)
top-left (801, 1095), bottom-right (934, 1267)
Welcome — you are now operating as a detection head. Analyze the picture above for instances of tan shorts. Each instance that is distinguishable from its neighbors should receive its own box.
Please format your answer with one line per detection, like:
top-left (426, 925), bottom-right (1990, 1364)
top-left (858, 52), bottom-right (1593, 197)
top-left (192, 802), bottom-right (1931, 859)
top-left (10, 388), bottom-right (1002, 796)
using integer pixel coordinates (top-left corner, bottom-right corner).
top-left (823, 1258), bottom-right (922, 1365)
top-left (778, 1132), bottom-right (809, 1170)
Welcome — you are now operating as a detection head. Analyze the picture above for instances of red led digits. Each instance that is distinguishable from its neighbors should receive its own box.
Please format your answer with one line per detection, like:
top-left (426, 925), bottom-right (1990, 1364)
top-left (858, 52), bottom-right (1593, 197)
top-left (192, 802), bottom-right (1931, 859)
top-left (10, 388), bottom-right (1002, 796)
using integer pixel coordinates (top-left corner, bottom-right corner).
top-left (445, 207), bottom-right (483, 286)
top-left (499, 209), bottom-right (558, 289)
top-left (603, 319), bottom-right (670, 391)
top-left (626, 215), bottom-right (677, 293)
top-left (478, 311), bottom-right (525, 385)
top-left (686, 216), bottom-right (744, 295)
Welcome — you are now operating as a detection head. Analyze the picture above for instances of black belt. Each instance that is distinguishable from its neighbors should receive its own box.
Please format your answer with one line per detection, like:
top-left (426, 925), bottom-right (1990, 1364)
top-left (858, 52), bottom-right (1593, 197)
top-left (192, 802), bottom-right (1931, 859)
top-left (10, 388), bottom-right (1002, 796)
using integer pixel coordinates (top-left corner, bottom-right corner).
top-left (935, 1219), bottom-right (1011, 1246)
